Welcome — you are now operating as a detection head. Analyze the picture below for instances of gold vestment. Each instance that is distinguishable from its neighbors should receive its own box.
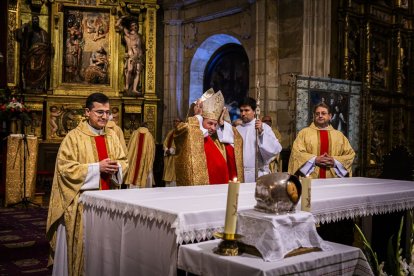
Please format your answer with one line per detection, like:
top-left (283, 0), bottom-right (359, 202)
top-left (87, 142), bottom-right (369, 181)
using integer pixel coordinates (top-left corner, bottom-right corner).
top-left (162, 129), bottom-right (176, 182)
top-left (106, 120), bottom-right (127, 154)
top-left (174, 116), bottom-right (244, 185)
top-left (269, 127), bottom-right (282, 173)
top-left (124, 127), bottom-right (155, 187)
top-left (46, 120), bottom-right (128, 275)
top-left (288, 123), bottom-right (355, 178)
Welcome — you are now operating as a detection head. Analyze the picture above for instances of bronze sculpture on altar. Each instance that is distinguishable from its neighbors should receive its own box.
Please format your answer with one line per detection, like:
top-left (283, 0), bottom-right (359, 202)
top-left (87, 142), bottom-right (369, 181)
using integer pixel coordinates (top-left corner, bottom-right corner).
top-left (15, 15), bottom-right (51, 92)
top-left (116, 15), bottom-right (145, 96)
top-left (254, 173), bottom-right (302, 214)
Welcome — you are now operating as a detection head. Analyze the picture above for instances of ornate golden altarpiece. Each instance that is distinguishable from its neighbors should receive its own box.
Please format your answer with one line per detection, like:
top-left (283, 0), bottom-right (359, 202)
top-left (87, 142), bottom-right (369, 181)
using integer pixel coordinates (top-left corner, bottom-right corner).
top-left (335, 0), bottom-right (414, 177)
top-left (7, 0), bottom-right (160, 150)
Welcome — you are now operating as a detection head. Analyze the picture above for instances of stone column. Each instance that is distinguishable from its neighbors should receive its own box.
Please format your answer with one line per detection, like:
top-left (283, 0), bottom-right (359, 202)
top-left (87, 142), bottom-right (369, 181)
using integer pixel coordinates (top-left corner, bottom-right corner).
top-left (263, 0), bottom-right (279, 116)
top-left (163, 8), bottom-right (184, 138)
top-left (302, 0), bottom-right (331, 77)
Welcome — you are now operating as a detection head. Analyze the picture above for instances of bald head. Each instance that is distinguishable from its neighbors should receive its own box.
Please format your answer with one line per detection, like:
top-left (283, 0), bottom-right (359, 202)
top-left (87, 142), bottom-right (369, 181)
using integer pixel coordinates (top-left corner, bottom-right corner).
top-left (262, 116), bottom-right (272, 127)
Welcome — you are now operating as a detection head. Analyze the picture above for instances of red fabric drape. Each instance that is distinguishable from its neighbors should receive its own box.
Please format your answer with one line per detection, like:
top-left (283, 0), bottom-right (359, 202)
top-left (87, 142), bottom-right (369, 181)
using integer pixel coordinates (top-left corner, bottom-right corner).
top-left (319, 130), bottom-right (329, 179)
top-left (132, 133), bottom-right (146, 185)
top-left (95, 135), bottom-right (111, 190)
top-left (204, 136), bottom-right (229, 184)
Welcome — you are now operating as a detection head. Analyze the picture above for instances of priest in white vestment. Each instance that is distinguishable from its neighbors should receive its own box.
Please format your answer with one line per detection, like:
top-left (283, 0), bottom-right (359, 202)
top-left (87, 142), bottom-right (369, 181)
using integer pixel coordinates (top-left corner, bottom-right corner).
top-left (232, 97), bottom-right (282, 182)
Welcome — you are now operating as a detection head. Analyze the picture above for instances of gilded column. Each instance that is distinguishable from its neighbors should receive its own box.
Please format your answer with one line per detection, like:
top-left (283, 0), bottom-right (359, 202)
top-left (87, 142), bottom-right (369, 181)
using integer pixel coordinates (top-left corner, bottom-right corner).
top-left (143, 3), bottom-right (159, 140)
top-left (7, 2), bottom-right (18, 87)
top-left (344, 14), bottom-right (350, 80)
top-left (144, 3), bottom-right (158, 98)
top-left (365, 21), bottom-right (371, 89)
top-left (396, 30), bottom-right (402, 93)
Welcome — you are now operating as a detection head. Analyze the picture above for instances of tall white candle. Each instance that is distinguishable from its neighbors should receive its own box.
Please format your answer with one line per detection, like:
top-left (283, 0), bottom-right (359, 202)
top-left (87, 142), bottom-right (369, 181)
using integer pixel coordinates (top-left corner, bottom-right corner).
top-left (224, 178), bottom-right (240, 237)
top-left (301, 177), bottom-right (312, 212)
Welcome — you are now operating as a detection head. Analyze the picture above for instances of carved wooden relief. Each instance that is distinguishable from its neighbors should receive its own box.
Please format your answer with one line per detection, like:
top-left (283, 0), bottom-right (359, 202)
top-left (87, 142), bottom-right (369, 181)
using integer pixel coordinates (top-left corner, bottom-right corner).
top-left (7, 9), bottom-right (17, 86)
top-left (370, 25), bottom-right (391, 90)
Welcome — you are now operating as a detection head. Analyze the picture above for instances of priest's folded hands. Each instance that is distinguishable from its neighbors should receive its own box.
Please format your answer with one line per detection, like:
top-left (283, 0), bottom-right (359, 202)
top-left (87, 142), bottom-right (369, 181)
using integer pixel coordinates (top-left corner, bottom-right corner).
top-left (315, 153), bottom-right (335, 168)
top-left (99, 158), bottom-right (119, 174)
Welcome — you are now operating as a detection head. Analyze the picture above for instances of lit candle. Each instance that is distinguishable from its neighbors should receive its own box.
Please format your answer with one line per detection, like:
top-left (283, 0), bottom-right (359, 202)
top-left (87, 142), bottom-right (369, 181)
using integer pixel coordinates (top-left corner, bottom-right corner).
top-left (301, 177), bottom-right (312, 212)
top-left (224, 177), bottom-right (240, 239)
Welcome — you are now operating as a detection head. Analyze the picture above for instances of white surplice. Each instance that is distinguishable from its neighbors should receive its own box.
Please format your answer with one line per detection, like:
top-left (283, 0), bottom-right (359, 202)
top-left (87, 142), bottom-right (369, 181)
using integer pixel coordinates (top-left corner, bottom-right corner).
top-left (235, 119), bottom-right (282, 182)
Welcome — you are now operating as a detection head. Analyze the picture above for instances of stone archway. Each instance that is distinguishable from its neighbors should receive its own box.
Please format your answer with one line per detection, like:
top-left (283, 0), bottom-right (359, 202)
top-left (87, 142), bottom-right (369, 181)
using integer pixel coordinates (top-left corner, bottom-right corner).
top-left (189, 34), bottom-right (242, 105)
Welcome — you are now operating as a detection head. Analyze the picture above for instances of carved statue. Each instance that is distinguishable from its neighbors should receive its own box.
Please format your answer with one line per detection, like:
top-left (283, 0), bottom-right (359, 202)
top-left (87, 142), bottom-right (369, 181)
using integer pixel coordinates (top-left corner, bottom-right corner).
top-left (49, 106), bottom-right (62, 138)
top-left (64, 13), bottom-right (84, 83)
top-left (84, 47), bottom-right (108, 84)
top-left (15, 15), bottom-right (51, 92)
top-left (116, 16), bottom-right (145, 95)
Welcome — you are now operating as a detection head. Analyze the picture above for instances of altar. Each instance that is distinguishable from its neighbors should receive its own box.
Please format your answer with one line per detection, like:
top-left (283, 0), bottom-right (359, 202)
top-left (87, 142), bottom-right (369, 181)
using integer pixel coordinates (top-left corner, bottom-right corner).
top-left (79, 177), bottom-right (414, 276)
top-left (177, 239), bottom-right (373, 276)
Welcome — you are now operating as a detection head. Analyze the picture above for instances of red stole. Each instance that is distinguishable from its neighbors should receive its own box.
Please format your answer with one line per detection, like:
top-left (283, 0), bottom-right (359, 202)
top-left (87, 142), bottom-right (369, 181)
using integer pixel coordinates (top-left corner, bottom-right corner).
top-left (95, 135), bottom-right (111, 190)
top-left (224, 144), bottom-right (237, 180)
top-left (204, 136), bottom-right (229, 184)
top-left (132, 132), bottom-right (146, 185)
top-left (319, 130), bottom-right (329, 178)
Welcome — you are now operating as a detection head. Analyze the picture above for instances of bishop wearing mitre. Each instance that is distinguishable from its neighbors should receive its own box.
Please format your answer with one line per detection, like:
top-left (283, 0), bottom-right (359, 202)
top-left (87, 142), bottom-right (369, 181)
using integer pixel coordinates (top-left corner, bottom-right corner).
top-left (174, 90), bottom-right (244, 185)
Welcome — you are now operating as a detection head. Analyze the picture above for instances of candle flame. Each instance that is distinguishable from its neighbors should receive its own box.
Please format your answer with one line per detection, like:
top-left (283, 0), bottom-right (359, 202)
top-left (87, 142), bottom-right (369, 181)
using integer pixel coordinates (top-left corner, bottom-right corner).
top-left (233, 177), bottom-right (238, 182)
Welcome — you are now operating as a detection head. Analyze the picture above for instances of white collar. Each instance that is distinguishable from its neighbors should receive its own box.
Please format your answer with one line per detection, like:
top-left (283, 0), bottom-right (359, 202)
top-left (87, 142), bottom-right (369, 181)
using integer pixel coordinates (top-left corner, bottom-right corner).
top-left (87, 122), bottom-right (105, 135)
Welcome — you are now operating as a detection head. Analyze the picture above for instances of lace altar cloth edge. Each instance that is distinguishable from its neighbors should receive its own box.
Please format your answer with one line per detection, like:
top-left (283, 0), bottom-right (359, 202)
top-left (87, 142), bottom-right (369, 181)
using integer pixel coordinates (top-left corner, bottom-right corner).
top-left (79, 178), bottom-right (414, 245)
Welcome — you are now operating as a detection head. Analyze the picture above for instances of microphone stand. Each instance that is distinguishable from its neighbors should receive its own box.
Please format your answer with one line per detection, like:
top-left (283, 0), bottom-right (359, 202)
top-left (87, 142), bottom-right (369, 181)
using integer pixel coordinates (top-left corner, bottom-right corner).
top-left (10, 115), bottom-right (40, 208)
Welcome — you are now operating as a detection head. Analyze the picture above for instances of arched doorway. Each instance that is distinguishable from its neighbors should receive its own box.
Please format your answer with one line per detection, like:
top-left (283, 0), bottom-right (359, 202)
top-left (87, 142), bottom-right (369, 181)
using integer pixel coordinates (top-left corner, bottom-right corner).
top-left (203, 43), bottom-right (249, 121)
top-left (189, 34), bottom-right (248, 121)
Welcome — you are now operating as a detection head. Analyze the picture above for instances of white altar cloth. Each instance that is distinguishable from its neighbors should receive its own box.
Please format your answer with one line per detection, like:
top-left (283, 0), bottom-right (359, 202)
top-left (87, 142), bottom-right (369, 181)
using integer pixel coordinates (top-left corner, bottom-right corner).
top-left (237, 210), bottom-right (326, 261)
top-left (177, 240), bottom-right (374, 276)
top-left (79, 177), bottom-right (414, 276)
top-left (308, 177), bottom-right (414, 223)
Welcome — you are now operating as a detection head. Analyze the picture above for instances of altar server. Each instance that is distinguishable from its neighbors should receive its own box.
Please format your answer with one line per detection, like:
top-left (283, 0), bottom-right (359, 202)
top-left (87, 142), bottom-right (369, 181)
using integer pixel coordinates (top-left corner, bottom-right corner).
top-left (106, 118), bottom-right (127, 154)
top-left (162, 118), bottom-right (182, 187)
top-left (236, 97), bottom-right (282, 183)
top-left (288, 102), bottom-right (355, 178)
top-left (46, 92), bottom-right (128, 276)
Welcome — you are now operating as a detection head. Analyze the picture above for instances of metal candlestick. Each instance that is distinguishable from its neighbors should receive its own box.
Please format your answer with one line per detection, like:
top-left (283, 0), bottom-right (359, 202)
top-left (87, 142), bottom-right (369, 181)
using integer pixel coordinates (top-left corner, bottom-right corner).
top-left (213, 232), bottom-right (243, 256)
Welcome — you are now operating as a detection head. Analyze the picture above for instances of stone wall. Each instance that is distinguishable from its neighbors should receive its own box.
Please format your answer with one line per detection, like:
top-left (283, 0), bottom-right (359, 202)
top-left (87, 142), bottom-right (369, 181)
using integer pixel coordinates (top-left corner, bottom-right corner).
top-left (161, 0), bottom-right (333, 151)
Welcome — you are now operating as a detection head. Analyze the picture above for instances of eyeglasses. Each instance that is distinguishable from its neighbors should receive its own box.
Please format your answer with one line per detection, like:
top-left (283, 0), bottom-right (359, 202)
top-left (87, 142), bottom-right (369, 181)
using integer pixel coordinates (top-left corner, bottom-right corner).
top-left (91, 110), bottom-right (111, 117)
top-left (315, 112), bottom-right (329, 116)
